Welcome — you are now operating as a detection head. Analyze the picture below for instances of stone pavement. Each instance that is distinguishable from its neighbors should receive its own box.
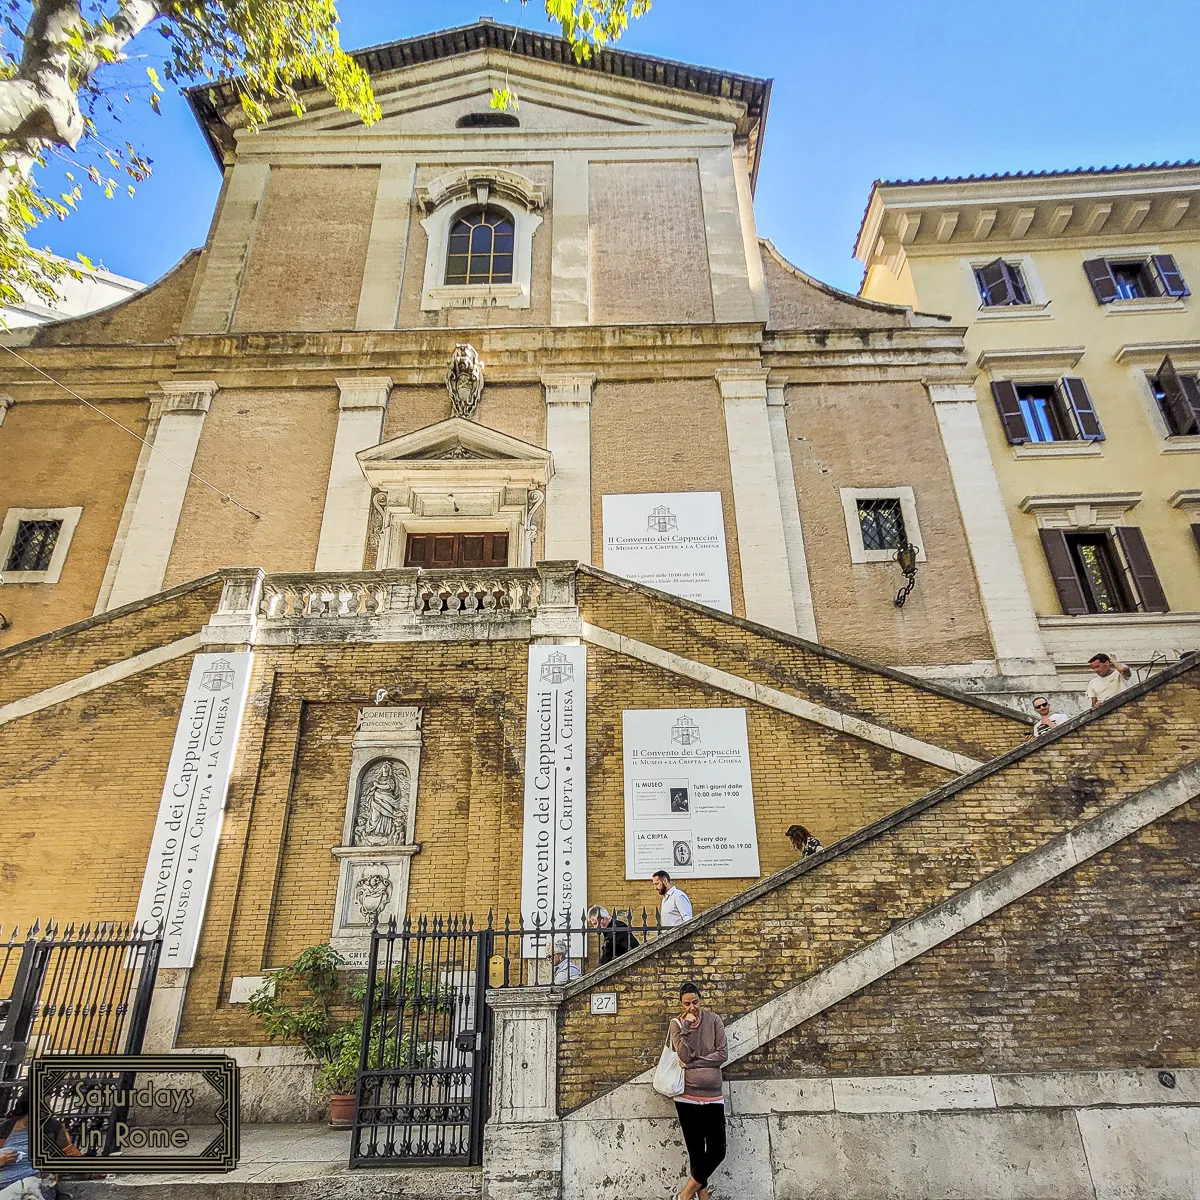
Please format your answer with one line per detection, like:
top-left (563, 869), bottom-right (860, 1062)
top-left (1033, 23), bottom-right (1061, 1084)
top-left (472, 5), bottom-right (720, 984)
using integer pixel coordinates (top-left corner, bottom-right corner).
top-left (70, 1124), bottom-right (481, 1199)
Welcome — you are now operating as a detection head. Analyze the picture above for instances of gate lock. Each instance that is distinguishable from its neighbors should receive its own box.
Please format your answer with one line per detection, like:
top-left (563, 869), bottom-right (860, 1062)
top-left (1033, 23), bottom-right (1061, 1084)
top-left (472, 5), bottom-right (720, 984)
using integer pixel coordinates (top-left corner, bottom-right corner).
top-left (455, 1029), bottom-right (479, 1054)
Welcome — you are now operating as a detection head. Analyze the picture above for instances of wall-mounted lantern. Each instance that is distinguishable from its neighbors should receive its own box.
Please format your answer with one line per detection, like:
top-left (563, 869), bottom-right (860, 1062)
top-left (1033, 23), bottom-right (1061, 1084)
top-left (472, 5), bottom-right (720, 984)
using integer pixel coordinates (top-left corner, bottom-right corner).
top-left (893, 543), bottom-right (920, 608)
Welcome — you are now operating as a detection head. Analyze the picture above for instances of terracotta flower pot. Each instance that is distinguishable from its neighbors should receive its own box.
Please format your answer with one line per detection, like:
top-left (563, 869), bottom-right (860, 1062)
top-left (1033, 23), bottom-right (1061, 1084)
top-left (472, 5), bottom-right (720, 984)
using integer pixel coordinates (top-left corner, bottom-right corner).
top-left (328, 1092), bottom-right (356, 1128)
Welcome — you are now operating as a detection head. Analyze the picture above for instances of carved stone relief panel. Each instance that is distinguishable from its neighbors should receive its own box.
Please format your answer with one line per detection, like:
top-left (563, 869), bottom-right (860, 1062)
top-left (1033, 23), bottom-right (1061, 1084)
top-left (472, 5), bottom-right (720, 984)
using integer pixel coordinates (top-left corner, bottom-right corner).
top-left (330, 705), bottom-right (423, 962)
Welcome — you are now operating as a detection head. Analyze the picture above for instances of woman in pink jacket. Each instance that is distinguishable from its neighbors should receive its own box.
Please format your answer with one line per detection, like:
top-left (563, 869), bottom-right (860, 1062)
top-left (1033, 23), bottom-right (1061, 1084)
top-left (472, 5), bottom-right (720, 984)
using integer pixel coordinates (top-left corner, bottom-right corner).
top-left (669, 979), bottom-right (728, 1200)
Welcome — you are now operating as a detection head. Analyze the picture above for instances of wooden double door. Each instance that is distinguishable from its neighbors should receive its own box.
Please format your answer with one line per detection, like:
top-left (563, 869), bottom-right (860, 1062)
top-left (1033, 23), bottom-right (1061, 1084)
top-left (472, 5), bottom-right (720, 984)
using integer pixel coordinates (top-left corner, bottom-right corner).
top-left (403, 531), bottom-right (510, 569)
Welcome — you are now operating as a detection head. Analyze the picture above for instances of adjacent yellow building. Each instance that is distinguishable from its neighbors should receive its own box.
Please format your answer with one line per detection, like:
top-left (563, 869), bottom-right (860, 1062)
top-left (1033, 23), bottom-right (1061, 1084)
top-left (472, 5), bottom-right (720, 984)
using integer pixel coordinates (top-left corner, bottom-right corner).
top-left (858, 163), bottom-right (1200, 692)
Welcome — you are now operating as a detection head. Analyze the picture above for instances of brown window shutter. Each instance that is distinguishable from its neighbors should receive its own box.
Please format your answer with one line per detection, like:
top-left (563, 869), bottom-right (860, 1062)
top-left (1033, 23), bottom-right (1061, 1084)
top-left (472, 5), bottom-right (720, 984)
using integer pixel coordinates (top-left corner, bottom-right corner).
top-left (1083, 259), bottom-right (1119, 304)
top-left (1151, 254), bottom-right (1190, 298)
top-left (403, 534), bottom-right (428, 568)
top-left (990, 380), bottom-right (1030, 443)
top-left (1058, 376), bottom-right (1104, 441)
top-left (977, 258), bottom-right (1016, 306)
top-left (1192, 524), bottom-right (1200, 558)
top-left (1039, 529), bottom-right (1088, 614)
top-left (1156, 355), bottom-right (1200, 436)
top-left (1113, 526), bottom-right (1169, 613)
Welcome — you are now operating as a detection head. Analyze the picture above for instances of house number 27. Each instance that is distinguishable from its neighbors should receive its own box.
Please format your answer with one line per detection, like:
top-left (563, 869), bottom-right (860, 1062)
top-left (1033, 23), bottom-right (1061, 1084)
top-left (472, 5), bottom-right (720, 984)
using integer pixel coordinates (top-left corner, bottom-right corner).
top-left (590, 992), bottom-right (618, 1015)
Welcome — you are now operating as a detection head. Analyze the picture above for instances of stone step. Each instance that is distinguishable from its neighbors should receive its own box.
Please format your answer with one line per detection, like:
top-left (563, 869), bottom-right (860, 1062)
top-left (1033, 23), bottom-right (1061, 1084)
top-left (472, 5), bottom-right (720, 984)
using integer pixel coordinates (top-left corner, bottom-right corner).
top-left (72, 1165), bottom-right (481, 1200)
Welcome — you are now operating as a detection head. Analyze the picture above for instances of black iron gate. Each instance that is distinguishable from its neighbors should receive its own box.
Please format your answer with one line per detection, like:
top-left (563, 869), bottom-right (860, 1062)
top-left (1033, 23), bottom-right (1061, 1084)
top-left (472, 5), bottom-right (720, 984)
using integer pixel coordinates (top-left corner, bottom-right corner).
top-left (351, 916), bottom-right (493, 1167)
top-left (0, 921), bottom-right (161, 1142)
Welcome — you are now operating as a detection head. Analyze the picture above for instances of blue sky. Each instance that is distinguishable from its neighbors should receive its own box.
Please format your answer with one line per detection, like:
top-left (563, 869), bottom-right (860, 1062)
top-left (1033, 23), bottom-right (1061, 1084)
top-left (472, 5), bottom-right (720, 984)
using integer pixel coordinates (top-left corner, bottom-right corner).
top-left (34, 0), bottom-right (1200, 294)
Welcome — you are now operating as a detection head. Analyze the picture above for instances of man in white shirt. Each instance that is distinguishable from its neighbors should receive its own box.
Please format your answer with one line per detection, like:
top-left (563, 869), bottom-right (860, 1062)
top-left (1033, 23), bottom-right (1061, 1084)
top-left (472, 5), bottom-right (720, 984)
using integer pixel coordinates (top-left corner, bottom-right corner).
top-left (1029, 696), bottom-right (1071, 737)
top-left (652, 870), bottom-right (693, 927)
top-left (1086, 653), bottom-right (1132, 709)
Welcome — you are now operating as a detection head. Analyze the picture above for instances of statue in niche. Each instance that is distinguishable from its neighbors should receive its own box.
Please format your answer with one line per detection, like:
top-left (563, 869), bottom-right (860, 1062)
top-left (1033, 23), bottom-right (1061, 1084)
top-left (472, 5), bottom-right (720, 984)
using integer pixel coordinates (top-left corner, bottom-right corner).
top-left (353, 759), bottom-right (410, 846)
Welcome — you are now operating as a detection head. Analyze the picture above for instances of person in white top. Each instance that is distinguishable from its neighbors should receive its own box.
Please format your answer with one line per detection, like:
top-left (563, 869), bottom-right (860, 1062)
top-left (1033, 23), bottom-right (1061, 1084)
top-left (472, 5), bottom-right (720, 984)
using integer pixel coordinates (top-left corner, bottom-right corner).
top-left (653, 870), bottom-right (694, 927)
top-left (1086, 653), bottom-right (1132, 709)
top-left (549, 937), bottom-right (582, 985)
top-left (1029, 696), bottom-right (1071, 738)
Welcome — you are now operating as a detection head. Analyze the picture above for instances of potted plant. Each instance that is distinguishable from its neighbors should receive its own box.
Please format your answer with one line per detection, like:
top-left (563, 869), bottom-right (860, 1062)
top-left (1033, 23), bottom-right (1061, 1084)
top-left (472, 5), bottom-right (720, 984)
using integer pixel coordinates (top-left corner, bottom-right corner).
top-left (248, 944), bottom-right (361, 1127)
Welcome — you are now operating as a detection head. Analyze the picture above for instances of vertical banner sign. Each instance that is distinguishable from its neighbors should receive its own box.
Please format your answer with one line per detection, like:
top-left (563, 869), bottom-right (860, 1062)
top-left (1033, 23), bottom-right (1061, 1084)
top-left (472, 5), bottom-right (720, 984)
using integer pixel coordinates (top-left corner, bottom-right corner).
top-left (622, 708), bottom-right (760, 880)
top-left (601, 491), bottom-right (732, 613)
top-left (521, 645), bottom-right (587, 956)
top-left (134, 653), bottom-right (252, 967)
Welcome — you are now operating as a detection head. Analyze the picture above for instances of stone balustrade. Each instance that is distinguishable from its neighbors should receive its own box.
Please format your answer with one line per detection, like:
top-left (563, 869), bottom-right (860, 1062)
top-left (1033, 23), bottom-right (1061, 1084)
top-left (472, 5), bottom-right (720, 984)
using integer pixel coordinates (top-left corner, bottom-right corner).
top-left (202, 563), bottom-right (575, 645)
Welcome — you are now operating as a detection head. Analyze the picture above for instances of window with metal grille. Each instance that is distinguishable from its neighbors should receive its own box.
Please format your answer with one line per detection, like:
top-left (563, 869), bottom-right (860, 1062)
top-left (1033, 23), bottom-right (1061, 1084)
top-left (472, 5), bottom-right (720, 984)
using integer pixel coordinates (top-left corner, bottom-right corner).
top-left (857, 498), bottom-right (906, 552)
top-left (4, 519), bottom-right (61, 571)
top-left (444, 207), bottom-right (515, 285)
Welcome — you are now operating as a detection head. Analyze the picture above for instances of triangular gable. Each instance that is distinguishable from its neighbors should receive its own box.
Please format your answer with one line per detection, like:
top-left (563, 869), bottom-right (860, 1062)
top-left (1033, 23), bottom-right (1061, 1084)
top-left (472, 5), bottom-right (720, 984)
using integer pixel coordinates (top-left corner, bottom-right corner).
top-left (358, 417), bottom-right (552, 466)
top-left (186, 21), bottom-right (770, 176)
top-left (245, 58), bottom-right (733, 142)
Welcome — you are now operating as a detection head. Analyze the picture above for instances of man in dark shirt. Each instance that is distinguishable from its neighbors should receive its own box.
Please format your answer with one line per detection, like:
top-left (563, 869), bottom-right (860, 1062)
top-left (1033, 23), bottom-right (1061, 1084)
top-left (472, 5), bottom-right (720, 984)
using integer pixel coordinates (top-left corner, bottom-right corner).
top-left (587, 905), bottom-right (639, 966)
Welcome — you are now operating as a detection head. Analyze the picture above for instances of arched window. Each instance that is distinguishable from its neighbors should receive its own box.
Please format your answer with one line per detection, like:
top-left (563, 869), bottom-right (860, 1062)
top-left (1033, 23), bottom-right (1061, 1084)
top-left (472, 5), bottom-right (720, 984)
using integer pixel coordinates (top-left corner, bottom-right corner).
top-left (444, 207), bottom-right (514, 286)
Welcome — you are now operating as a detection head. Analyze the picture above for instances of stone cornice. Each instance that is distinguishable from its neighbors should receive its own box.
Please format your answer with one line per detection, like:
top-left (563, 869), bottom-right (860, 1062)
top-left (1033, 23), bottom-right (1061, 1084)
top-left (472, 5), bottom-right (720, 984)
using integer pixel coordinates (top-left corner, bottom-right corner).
top-left (858, 165), bottom-right (1200, 267)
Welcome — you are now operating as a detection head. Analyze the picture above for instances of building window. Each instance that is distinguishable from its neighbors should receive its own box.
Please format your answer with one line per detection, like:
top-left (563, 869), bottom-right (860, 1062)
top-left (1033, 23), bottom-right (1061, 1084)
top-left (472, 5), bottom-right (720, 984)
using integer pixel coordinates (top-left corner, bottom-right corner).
top-left (444, 206), bottom-right (515, 286)
top-left (991, 378), bottom-right (1105, 444)
top-left (1151, 356), bottom-right (1200, 437)
top-left (857, 498), bottom-right (907, 551)
top-left (974, 258), bottom-right (1030, 307)
top-left (0, 506), bottom-right (83, 585)
top-left (840, 487), bottom-right (925, 565)
top-left (1039, 525), bottom-right (1168, 615)
top-left (4, 519), bottom-right (61, 572)
top-left (1083, 254), bottom-right (1190, 304)
top-left (416, 168), bottom-right (544, 311)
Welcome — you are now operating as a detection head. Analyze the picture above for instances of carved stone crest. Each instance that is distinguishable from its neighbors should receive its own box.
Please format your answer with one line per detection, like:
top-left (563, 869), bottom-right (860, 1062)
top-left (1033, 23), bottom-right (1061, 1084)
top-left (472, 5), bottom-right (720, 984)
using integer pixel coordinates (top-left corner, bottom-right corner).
top-left (446, 344), bottom-right (484, 419)
top-left (354, 871), bottom-right (393, 922)
top-left (352, 759), bottom-right (410, 846)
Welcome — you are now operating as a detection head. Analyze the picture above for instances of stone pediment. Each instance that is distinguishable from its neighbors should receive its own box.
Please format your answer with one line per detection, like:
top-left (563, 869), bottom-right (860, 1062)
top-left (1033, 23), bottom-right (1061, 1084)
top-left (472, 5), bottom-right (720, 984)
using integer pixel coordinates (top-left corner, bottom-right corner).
top-left (235, 58), bottom-right (734, 145)
top-left (359, 418), bottom-right (551, 467)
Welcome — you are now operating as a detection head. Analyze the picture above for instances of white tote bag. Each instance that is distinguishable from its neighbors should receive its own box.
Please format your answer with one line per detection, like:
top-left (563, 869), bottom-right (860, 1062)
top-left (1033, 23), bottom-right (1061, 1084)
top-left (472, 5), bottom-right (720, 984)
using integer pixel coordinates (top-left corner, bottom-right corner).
top-left (652, 1019), bottom-right (686, 1097)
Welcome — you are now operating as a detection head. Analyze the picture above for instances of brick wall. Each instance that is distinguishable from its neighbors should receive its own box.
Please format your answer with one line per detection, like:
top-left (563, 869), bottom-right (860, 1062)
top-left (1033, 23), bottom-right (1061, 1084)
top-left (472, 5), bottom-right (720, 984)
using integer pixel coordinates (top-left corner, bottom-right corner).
top-left (231, 166), bottom-right (379, 332)
top-left (164, 387), bottom-right (339, 585)
top-left (381, 383), bottom-right (547, 456)
top-left (554, 664), bottom-right (1200, 1113)
top-left (29, 252), bottom-right (199, 347)
top-left (729, 794), bottom-right (1200, 1079)
top-left (0, 657), bottom-right (190, 924)
top-left (785, 379), bottom-right (995, 667)
top-left (0, 576), bottom-right (222, 701)
top-left (761, 244), bottom-right (905, 332)
top-left (576, 569), bottom-right (1024, 761)
top-left (0, 397), bottom-right (150, 647)
top-left (589, 161), bottom-right (714, 324)
top-left (589, 379), bottom-right (747, 617)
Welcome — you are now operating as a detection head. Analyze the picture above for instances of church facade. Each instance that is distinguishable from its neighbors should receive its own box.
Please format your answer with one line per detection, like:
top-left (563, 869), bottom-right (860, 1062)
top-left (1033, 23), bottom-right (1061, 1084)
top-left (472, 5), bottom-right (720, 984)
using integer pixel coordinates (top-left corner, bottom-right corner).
top-left (1, 24), bottom-right (1197, 1200)
top-left (0, 20), bottom-right (1020, 693)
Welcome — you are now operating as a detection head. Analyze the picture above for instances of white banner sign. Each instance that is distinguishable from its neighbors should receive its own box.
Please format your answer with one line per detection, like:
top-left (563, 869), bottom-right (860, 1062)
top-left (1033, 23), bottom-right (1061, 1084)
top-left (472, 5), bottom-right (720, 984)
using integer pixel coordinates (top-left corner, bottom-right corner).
top-left (623, 708), bottom-right (760, 880)
top-left (521, 645), bottom-right (587, 953)
top-left (134, 653), bottom-right (252, 967)
top-left (602, 491), bottom-right (732, 612)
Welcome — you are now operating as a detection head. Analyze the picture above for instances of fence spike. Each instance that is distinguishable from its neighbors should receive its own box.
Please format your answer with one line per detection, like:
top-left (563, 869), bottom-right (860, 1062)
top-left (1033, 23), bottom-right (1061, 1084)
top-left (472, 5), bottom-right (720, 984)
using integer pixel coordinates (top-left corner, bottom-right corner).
top-left (486, 908), bottom-right (494, 932)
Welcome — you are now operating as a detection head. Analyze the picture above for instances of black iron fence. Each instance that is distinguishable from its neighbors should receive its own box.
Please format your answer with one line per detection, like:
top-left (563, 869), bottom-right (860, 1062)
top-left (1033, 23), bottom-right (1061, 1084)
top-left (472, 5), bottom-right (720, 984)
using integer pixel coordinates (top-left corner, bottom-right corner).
top-left (0, 920), bottom-right (161, 1145)
top-left (486, 906), bottom-right (672, 987)
top-left (351, 906), bottom-right (669, 1168)
top-left (352, 915), bottom-right (492, 1168)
